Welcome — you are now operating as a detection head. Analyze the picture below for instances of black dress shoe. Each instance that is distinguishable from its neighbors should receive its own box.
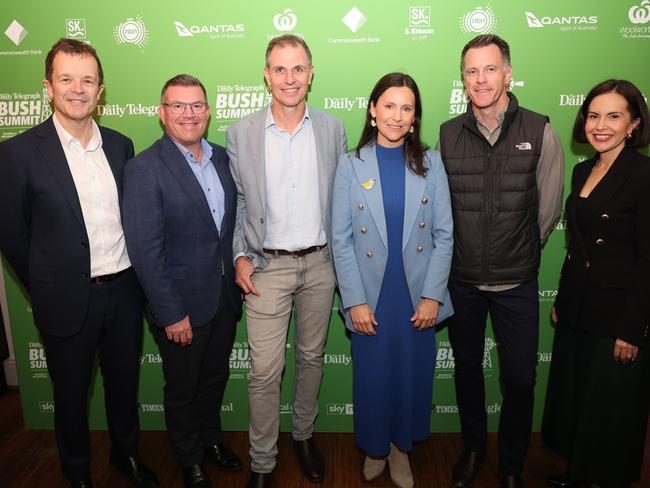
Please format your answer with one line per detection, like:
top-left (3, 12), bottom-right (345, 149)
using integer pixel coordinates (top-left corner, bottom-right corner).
top-left (110, 454), bottom-right (159, 488)
top-left (293, 437), bottom-right (325, 482)
top-left (182, 464), bottom-right (211, 488)
top-left (69, 480), bottom-right (92, 488)
top-left (452, 451), bottom-right (485, 487)
top-left (501, 474), bottom-right (524, 488)
top-left (547, 474), bottom-right (571, 487)
top-left (204, 443), bottom-right (242, 471)
top-left (246, 471), bottom-right (273, 488)
top-left (547, 474), bottom-right (587, 487)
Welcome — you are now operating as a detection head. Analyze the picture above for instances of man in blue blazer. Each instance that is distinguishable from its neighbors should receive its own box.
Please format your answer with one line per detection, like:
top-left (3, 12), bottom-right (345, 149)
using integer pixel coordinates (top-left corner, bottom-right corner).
top-left (0, 39), bottom-right (158, 488)
top-left (122, 75), bottom-right (242, 488)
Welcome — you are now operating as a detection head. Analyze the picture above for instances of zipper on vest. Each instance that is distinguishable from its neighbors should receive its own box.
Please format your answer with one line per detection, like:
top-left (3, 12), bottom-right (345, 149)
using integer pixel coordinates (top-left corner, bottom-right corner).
top-left (482, 148), bottom-right (492, 283)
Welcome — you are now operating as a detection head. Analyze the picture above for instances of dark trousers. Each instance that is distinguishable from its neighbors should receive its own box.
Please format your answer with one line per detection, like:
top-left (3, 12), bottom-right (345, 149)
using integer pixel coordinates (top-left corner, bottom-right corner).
top-left (153, 284), bottom-right (237, 467)
top-left (41, 269), bottom-right (143, 481)
top-left (447, 278), bottom-right (539, 475)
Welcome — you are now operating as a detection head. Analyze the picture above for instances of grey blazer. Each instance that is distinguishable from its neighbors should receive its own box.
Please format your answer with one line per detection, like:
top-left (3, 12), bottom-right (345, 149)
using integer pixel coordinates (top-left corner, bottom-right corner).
top-left (227, 105), bottom-right (347, 270)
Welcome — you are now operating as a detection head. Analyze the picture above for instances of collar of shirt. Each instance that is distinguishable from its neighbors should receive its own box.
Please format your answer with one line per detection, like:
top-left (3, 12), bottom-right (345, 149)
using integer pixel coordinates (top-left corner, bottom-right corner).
top-left (52, 112), bottom-right (103, 152)
top-left (264, 104), bottom-right (311, 133)
top-left (474, 100), bottom-right (509, 143)
top-left (171, 137), bottom-right (213, 166)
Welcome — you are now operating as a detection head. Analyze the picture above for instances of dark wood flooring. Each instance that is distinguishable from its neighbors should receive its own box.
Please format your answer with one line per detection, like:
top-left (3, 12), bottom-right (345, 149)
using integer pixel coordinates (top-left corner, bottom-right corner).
top-left (0, 389), bottom-right (648, 487)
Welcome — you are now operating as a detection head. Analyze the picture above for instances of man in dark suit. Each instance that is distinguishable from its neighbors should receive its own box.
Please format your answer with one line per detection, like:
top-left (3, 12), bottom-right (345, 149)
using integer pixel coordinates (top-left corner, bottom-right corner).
top-left (0, 39), bottom-right (158, 488)
top-left (122, 74), bottom-right (243, 488)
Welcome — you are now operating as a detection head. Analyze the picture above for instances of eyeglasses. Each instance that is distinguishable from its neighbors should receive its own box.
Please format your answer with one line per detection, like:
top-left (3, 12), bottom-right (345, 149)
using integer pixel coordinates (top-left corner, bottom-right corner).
top-left (162, 102), bottom-right (208, 114)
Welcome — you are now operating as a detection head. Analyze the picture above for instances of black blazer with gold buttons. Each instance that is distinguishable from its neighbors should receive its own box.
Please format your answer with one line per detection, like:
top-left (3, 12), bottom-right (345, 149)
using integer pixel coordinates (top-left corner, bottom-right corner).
top-left (555, 146), bottom-right (650, 346)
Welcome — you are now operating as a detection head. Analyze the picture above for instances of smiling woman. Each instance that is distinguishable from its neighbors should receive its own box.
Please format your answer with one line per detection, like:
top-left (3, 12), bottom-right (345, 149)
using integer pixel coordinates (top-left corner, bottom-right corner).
top-left (542, 79), bottom-right (650, 488)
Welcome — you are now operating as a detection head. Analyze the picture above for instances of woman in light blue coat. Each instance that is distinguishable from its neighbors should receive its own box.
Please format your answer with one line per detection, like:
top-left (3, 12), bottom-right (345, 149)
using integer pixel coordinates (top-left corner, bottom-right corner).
top-left (331, 73), bottom-right (454, 488)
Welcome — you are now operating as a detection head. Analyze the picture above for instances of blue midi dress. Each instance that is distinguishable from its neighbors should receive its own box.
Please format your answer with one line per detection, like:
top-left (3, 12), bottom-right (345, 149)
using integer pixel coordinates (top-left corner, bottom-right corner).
top-left (351, 144), bottom-right (437, 457)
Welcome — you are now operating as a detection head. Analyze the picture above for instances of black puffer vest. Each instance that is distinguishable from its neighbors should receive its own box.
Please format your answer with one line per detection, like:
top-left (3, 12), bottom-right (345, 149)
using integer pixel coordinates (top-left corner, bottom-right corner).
top-left (440, 93), bottom-right (548, 285)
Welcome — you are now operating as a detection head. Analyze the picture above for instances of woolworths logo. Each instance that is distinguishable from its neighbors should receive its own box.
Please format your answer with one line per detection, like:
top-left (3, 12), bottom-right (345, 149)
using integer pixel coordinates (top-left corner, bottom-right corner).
top-left (327, 403), bottom-right (353, 415)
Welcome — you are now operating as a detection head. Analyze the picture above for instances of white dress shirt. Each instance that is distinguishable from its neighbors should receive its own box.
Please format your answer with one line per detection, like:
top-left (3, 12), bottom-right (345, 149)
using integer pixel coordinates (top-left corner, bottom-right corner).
top-left (52, 113), bottom-right (131, 277)
top-left (263, 106), bottom-right (325, 251)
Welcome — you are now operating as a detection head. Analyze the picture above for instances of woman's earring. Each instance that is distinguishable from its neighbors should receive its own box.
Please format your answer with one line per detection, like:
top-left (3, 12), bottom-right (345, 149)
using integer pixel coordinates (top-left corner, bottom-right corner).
top-left (370, 118), bottom-right (377, 127)
top-left (409, 126), bottom-right (415, 133)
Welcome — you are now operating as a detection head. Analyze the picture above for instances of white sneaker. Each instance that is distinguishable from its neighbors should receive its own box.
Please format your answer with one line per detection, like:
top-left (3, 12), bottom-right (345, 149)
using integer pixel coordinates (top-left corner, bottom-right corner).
top-left (388, 443), bottom-right (414, 488)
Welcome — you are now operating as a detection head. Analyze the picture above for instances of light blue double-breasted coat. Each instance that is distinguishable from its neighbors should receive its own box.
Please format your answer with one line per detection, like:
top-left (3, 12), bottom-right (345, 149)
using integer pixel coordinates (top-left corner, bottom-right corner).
top-left (331, 143), bottom-right (454, 332)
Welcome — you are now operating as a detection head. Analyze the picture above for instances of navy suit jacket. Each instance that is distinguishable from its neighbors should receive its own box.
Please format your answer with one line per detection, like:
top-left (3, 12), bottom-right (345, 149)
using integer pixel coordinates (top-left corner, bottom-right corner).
top-left (0, 116), bottom-right (135, 336)
top-left (122, 134), bottom-right (242, 329)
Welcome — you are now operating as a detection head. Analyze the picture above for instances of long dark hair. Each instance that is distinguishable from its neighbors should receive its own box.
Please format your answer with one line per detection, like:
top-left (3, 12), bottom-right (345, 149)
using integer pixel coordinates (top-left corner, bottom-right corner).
top-left (356, 72), bottom-right (429, 176)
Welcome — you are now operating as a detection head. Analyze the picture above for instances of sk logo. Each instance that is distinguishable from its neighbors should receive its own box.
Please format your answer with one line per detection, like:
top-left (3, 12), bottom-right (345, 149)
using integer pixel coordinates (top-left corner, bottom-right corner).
top-left (66, 19), bottom-right (86, 38)
top-left (409, 7), bottom-right (431, 27)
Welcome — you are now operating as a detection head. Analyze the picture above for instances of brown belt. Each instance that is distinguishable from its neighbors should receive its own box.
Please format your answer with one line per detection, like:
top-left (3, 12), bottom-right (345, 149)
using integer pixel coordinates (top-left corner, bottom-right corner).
top-left (90, 267), bottom-right (130, 284)
top-left (263, 245), bottom-right (325, 257)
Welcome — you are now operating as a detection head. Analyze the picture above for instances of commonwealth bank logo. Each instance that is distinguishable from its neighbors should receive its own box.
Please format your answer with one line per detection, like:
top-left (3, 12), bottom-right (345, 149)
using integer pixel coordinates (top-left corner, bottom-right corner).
top-left (113, 16), bottom-right (149, 48)
top-left (273, 9), bottom-right (298, 31)
top-left (342, 6), bottom-right (367, 33)
top-left (4, 20), bottom-right (28, 46)
top-left (460, 6), bottom-right (497, 34)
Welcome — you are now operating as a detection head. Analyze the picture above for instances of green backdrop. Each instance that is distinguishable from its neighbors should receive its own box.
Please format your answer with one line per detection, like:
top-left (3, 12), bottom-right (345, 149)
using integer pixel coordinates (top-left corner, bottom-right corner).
top-left (2, 0), bottom-right (649, 432)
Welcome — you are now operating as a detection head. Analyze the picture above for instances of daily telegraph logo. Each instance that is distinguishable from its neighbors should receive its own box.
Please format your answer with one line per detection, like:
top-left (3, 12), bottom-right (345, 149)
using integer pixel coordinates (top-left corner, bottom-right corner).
top-left (327, 403), bottom-right (353, 415)
top-left (448, 79), bottom-right (524, 116)
top-left (460, 6), bottom-right (497, 34)
top-left (66, 19), bottom-right (86, 39)
top-left (537, 352), bottom-right (552, 363)
top-left (113, 16), bottom-right (149, 48)
top-left (405, 6), bottom-right (434, 37)
top-left (27, 342), bottom-right (49, 379)
top-left (621, 1), bottom-right (650, 38)
top-left (435, 338), bottom-right (496, 379)
top-left (229, 341), bottom-right (252, 379)
top-left (273, 9), bottom-right (298, 32)
top-left (214, 83), bottom-right (270, 131)
top-left (559, 93), bottom-right (586, 107)
top-left (139, 353), bottom-right (162, 365)
top-left (524, 11), bottom-right (598, 31)
top-left (173, 20), bottom-right (245, 39)
top-left (324, 353), bottom-right (351, 366)
top-left (4, 20), bottom-right (28, 46)
top-left (323, 96), bottom-right (368, 111)
top-left (0, 91), bottom-right (47, 139)
top-left (96, 103), bottom-right (158, 118)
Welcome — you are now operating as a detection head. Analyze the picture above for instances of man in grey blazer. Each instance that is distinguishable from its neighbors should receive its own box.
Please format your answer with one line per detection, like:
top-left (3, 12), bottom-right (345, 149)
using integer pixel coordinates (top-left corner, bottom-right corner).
top-left (227, 34), bottom-right (347, 488)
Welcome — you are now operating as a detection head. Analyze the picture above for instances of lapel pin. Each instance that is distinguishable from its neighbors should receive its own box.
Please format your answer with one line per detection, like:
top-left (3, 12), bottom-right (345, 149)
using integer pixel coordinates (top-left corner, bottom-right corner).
top-left (361, 178), bottom-right (376, 190)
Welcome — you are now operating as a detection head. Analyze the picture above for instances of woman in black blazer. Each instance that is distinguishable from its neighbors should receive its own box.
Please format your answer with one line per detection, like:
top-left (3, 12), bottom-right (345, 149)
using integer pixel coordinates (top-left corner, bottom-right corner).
top-left (542, 80), bottom-right (650, 488)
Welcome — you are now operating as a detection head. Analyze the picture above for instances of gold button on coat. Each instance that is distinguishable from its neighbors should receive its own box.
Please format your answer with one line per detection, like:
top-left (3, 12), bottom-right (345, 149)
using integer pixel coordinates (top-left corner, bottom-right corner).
top-left (419, 221), bottom-right (426, 229)
top-left (358, 203), bottom-right (364, 210)
top-left (421, 197), bottom-right (428, 204)
top-left (360, 227), bottom-right (367, 234)
top-left (416, 245), bottom-right (424, 252)
top-left (596, 238), bottom-right (604, 246)
top-left (366, 251), bottom-right (373, 257)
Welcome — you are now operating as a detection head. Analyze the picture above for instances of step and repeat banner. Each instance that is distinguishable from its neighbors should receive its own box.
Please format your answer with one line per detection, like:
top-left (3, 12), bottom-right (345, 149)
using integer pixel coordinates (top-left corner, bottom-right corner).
top-left (1, 0), bottom-right (649, 432)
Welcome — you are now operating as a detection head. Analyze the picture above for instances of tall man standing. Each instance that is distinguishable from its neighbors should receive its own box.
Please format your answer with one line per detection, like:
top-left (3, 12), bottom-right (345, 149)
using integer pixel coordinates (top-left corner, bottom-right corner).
top-left (439, 35), bottom-right (564, 488)
top-left (227, 35), bottom-right (347, 488)
top-left (122, 75), bottom-right (243, 488)
top-left (0, 39), bottom-right (158, 488)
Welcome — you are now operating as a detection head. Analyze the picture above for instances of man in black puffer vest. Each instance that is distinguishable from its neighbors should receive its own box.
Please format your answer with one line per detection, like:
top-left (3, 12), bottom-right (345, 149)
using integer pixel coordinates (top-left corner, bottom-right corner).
top-left (439, 35), bottom-right (564, 488)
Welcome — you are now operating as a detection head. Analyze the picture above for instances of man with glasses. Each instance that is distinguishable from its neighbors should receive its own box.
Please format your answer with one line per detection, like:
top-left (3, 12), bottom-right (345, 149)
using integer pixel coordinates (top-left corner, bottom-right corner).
top-left (122, 74), bottom-right (243, 488)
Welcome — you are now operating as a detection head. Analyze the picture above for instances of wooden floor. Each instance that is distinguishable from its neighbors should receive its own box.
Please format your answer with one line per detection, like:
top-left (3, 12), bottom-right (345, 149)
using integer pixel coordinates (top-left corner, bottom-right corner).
top-left (0, 389), bottom-right (648, 488)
